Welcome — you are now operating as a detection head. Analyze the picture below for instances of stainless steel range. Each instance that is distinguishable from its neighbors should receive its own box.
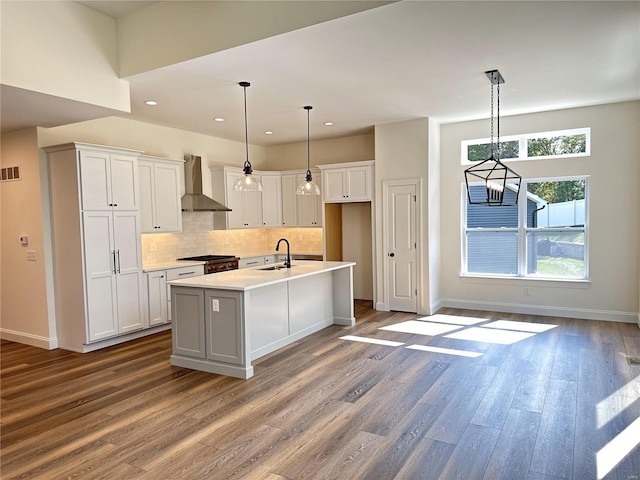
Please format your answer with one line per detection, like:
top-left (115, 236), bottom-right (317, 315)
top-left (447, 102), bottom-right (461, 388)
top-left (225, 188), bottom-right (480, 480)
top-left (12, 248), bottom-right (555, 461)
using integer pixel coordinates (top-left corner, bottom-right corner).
top-left (177, 255), bottom-right (239, 274)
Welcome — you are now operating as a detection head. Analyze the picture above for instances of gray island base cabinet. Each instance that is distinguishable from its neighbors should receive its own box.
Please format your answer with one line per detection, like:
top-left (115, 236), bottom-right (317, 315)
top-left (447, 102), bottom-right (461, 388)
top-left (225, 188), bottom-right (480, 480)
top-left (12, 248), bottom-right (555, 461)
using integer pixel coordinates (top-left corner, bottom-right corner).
top-left (169, 261), bottom-right (355, 379)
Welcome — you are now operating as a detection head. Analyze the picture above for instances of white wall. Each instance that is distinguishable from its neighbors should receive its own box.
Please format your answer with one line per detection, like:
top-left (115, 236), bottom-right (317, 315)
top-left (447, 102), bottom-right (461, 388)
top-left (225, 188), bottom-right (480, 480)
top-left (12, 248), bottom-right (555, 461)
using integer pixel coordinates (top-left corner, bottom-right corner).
top-left (374, 118), bottom-right (432, 314)
top-left (0, 1), bottom-right (129, 111)
top-left (440, 101), bottom-right (640, 322)
top-left (266, 133), bottom-right (374, 171)
top-left (1, 129), bottom-right (57, 348)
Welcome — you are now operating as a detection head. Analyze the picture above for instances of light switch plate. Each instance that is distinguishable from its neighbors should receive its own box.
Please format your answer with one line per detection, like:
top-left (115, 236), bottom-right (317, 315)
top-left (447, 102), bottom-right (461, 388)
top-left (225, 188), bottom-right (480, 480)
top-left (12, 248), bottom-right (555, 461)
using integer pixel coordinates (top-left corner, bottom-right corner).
top-left (26, 250), bottom-right (37, 261)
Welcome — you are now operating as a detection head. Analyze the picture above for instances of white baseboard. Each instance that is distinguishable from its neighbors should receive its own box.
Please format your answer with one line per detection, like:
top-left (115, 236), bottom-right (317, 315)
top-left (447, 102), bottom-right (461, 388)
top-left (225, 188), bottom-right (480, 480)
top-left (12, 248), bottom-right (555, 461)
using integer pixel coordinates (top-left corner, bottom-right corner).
top-left (0, 328), bottom-right (58, 350)
top-left (438, 298), bottom-right (638, 324)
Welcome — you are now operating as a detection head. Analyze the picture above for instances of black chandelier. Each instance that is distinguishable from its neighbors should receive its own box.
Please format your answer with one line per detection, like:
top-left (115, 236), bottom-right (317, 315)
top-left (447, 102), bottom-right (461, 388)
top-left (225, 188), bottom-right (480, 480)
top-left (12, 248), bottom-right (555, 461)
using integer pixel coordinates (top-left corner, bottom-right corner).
top-left (464, 70), bottom-right (521, 206)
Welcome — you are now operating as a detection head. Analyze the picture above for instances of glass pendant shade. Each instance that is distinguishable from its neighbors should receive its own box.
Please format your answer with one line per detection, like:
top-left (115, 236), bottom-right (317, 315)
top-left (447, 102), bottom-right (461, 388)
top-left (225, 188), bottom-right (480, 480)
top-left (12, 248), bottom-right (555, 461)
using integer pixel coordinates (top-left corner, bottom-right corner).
top-left (235, 81), bottom-right (263, 192)
top-left (297, 105), bottom-right (320, 196)
top-left (296, 171), bottom-right (321, 195)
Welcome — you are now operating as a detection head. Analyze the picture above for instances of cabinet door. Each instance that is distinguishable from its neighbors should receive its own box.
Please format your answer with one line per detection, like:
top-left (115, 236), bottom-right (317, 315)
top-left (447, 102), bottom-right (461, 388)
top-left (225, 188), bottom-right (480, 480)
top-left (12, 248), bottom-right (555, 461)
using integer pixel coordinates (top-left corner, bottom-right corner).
top-left (324, 169), bottom-right (347, 202)
top-left (113, 211), bottom-right (144, 333)
top-left (242, 189), bottom-right (263, 228)
top-left (281, 174), bottom-right (298, 227)
top-left (224, 171), bottom-right (244, 229)
top-left (79, 150), bottom-right (112, 210)
top-left (205, 290), bottom-right (244, 365)
top-left (153, 163), bottom-right (182, 232)
top-left (147, 271), bottom-right (168, 326)
top-left (138, 161), bottom-right (155, 233)
top-left (261, 174), bottom-right (282, 227)
top-left (110, 154), bottom-right (138, 210)
top-left (82, 212), bottom-right (118, 341)
top-left (297, 173), bottom-right (322, 226)
top-left (172, 287), bottom-right (206, 358)
top-left (346, 167), bottom-right (371, 201)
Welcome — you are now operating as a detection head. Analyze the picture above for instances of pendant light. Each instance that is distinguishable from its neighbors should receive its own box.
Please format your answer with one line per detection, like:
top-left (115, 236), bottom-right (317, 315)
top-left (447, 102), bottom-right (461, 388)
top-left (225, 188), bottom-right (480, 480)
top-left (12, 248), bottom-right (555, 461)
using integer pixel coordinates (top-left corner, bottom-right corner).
top-left (296, 105), bottom-right (320, 195)
top-left (233, 81), bottom-right (263, 192)
top-left (464, 70), bottom-right (521, 206)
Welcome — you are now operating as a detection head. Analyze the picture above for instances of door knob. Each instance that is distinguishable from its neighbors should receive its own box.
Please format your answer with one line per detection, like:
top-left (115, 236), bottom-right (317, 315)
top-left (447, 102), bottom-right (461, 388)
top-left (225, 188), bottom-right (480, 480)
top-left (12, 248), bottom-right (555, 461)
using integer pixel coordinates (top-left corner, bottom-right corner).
top-left (388, 252), bottom-right (395, 257)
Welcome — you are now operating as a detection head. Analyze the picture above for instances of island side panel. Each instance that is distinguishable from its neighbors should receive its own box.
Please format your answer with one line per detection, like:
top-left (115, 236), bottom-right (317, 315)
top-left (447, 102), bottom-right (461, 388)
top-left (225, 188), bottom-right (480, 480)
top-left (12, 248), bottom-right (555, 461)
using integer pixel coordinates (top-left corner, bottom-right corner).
top-left (246, 282), bottom-right (289, 361)
top-left (332, 265), bottom-right (355, 325)
top-left (288, 271), bottom-right (334, 336)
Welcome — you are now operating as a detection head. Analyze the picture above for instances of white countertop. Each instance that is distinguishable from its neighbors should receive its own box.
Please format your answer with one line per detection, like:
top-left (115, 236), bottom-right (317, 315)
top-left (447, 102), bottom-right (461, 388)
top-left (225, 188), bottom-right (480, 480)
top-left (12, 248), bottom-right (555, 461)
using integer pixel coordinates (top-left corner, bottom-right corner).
top-left (142, 260), bottom-right (206, 273)
top-left (167, 260), bottom-right (355, 291)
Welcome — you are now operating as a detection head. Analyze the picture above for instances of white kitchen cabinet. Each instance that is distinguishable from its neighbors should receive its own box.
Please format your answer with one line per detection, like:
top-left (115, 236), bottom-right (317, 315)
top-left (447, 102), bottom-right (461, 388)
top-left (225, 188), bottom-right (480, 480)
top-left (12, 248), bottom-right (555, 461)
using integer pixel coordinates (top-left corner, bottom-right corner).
top-left (45, 142), bottom-right (147, 352)
top-left (83, 210), bottom-right (144, 341)
top-left (280, 170), bottom-right (322, 227)
top-left (239, 256), bottom-right (266, 269)
top-left (281, 174), bottom-right (298, 227)
top-left (319, 161), bottom-right (374, 203)
top-left (211, 167), bottom-right (263, 229)
top-left (138, 155), bottom-right (183, 233)
top-left (297, 171), bottom-right (322, 227)
top-left (260, 173), bottom-right (282, 227)
top-left (147, 270), bottom-right (168, 326)
top-left (79, 147), bottom-right (139, 211)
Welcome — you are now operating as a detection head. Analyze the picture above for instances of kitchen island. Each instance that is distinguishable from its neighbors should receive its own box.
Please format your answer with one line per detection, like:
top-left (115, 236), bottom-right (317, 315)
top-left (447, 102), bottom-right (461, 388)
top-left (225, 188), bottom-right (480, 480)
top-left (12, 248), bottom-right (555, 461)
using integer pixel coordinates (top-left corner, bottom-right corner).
top-left (167, 261), bottom-right (355, 379)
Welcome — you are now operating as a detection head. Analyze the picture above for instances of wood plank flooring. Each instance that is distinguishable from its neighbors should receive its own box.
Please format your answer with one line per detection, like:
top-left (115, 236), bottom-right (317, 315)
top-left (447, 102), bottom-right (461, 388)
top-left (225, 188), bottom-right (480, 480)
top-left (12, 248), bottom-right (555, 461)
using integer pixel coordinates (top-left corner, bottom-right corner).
top-left (2, 302), bottom-right (639, 479)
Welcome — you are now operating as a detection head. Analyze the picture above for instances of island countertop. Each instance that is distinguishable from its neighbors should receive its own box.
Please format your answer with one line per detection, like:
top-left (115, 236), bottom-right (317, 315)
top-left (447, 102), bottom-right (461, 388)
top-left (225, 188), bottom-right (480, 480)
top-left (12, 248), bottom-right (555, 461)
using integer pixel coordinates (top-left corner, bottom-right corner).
top-left (167, 260), bottom-right (355, 291)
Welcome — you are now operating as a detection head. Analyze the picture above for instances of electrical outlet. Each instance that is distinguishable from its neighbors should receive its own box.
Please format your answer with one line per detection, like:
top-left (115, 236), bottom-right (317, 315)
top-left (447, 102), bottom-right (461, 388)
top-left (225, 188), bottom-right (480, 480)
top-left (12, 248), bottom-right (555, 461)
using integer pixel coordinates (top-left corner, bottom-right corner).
top-left (298, 235), bottom-right (302, 240)
top-left (211, 298), bottom-right (220, 312)
top-left (150, 243), bottom-right (157, 252)
top-left (524, 288), bottom-right (530, 296)
top-left (19, 235), bottom-right (28, 246)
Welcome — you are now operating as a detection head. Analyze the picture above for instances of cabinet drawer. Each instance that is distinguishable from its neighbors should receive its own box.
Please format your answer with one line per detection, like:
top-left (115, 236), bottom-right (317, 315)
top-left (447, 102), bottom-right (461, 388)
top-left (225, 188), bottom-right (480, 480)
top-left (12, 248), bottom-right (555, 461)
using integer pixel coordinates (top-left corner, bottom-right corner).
top-left (166, 265), bottom-right (205, 281)
top-left (239, 257), bottom-right (266, 269)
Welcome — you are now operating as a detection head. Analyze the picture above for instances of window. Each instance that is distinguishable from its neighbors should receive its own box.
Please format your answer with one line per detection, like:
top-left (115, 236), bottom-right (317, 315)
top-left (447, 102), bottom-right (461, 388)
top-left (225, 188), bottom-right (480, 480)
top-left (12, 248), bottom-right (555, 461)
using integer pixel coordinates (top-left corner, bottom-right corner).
top-left (463, 177), bottom-right (588, 280)
top-left (461, 128), bottom-right (590, 164)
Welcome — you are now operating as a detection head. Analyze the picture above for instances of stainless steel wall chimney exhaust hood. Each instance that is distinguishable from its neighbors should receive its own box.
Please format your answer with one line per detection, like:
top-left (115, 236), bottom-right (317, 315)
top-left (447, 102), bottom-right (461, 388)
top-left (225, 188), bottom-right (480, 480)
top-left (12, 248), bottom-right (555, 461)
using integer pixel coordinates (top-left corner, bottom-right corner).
top-left (181, 155), bottom-right (231, 212)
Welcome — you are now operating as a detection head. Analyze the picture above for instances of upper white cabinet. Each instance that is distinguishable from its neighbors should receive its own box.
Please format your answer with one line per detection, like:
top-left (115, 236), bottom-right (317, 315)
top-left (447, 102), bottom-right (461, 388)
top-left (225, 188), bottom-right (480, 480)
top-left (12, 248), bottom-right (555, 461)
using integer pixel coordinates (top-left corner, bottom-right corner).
top-left (138, 155), bottom-right (183, 233)
top-left (281, 174), bottom-right (299, 227)
top-left (260, 173), bottom-right (282, 227)
top-left (79, 148), bottom-right (139, 211)
top-left (319, 161), bottom-right (374, 203)
top-left (211, 167), bottom-right (263, 229)
top-left (281, 170), bottom-right (322, 227)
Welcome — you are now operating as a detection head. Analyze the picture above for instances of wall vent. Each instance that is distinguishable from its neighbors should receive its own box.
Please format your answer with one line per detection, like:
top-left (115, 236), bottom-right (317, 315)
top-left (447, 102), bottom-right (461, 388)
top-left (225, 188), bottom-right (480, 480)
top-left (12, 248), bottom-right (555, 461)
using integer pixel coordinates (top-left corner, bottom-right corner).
top-left (1, 165), bottom-right (21, 182)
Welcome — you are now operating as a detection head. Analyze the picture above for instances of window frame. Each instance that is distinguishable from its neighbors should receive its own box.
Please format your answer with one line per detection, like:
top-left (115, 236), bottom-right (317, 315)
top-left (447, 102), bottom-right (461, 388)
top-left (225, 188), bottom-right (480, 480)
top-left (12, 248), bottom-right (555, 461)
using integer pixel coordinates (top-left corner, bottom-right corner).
top-left (461, 127), bottom-right (591, 165)
top-left (462, 175), bottom-right (590, 281)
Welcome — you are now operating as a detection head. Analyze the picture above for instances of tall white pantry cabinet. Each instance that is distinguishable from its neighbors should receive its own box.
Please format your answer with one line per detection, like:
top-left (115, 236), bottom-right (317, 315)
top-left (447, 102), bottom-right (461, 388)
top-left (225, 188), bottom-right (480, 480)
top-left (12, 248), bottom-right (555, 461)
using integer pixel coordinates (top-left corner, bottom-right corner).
top-left (45, 143), bottom-right (146, 352)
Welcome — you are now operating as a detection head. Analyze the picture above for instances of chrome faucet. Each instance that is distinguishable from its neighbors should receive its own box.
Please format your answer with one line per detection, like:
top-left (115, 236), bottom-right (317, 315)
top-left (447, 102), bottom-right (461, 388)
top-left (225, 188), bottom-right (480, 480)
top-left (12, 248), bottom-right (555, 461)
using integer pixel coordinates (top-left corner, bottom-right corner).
top-left (276, 238), bottom-right (291, 268)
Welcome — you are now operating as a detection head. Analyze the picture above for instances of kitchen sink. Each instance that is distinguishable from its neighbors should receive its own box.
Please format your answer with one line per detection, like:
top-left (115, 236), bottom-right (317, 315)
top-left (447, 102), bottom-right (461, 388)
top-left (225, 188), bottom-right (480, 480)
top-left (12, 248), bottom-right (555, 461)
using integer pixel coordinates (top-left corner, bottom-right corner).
top-left (258, 265), bottom-right (295, 271)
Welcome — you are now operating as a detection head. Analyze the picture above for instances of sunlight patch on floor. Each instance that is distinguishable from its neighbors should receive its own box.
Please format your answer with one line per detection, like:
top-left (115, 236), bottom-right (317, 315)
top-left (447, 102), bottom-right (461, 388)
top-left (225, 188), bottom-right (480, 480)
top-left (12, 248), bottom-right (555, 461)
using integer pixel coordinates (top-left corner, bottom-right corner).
top-left (379, 320), bottom-right (463, 336)
top-left (339, 335), bottom-right (405, 347)
top-left (406, 344), bottom-right (483, 357)
top-left (596, 379), bottom-right (640, 428)
top-left (416, 314), bottom-right (487, 326)
top-left (445, 327), bottom-right (536, 345)
top-left (482, 320), bottom-right (557, 333)
top-left (596, 416), bottom-right (640, 479)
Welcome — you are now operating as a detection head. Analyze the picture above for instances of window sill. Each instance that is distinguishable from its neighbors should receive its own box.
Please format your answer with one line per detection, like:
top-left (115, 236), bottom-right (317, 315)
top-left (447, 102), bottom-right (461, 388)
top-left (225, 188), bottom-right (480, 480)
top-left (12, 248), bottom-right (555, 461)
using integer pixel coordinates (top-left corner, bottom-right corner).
top-left (460, 273), bottom-right (590, 289)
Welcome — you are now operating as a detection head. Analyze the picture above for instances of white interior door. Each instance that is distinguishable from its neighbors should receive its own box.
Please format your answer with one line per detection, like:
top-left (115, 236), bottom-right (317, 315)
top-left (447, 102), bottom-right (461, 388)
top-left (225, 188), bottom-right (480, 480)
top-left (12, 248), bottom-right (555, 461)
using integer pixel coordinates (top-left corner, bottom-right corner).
top-left (386, 183), bottom-right (417, 312)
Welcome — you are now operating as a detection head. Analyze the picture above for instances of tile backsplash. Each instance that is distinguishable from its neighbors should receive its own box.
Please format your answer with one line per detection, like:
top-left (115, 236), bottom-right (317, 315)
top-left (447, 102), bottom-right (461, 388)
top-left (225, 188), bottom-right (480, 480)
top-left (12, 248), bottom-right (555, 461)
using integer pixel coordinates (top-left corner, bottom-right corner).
top-left (141, 212), bottom-right (323, 265)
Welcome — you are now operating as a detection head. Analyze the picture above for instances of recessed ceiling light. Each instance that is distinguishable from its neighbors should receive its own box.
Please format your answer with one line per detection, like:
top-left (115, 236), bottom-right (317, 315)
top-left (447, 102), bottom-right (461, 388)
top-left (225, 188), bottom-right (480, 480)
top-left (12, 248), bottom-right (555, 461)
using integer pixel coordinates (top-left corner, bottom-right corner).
top-left (323, 122), bottom-right (334, 126)
top-left (214, 117), bottom-right (225, 122)
top-left (144, 100), bottom-right (158, 106)
top-left (264, 131), bottom-right (273, 135)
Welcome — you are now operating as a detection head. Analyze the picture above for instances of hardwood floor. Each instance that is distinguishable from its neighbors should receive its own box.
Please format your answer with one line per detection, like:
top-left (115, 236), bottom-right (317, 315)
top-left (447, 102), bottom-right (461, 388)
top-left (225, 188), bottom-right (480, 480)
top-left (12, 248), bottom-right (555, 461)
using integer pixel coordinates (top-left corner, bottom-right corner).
top-left (2, 301), bottom-right (639, 479)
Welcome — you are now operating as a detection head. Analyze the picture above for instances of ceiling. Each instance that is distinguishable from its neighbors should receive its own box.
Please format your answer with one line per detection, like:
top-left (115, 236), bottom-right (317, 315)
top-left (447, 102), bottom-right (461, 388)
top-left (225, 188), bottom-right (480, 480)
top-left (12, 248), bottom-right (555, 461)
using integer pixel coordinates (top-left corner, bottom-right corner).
top-left (4, 1), bottom-right (639, 146)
